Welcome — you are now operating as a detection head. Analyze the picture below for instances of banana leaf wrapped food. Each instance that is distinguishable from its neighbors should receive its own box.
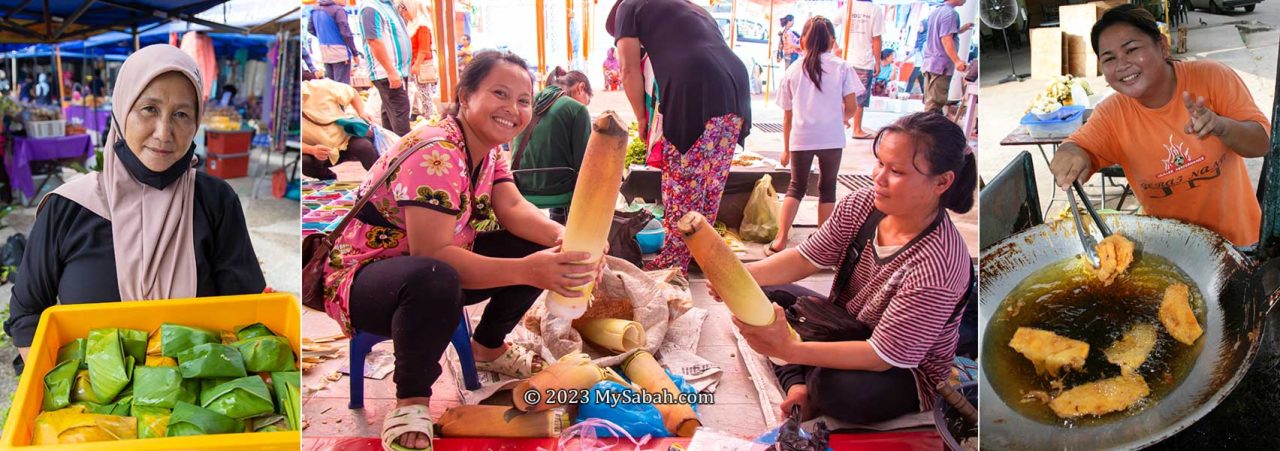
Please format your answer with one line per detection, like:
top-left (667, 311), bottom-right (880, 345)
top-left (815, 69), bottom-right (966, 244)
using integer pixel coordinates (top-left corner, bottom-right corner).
top-left (133, 366), bottom-right (198, 409)
top-left (234, 323), bottom-right (277, 341)
top-left (32, 405), bottom-right (137, 444)
top-left (250, 414), bottom-right (289, 432)
top-left (36, 321), bottom-right (294, 441)
top-left (86, 329), bottom-right (134, 402)
top-left (69, 369), bottom-right (102, 404)
top-left (199, 378), bottom-right (234, 405)
top-left (177, 343), bottom-right (247, 379)
top-left (233, 335), bottom-right (296, 373)
top-left (166, 401), bottom-right (243, 436)
top-left (120, 328), bottom-right (147, 363)
top-left (78, 394), bottom-right (132, 416)
top-left (272, 371), bottom-right (300, 430)
top-left (145, 355), bottom-right (178, 367)
top-left (41, 359), bottom-right (79, 411)
top-left (201, 376), bottom-right (275, 419)
top-left (131, 406), bottom-right (171, 439)
top-left (56, 339), bottom-right (87, 369)
top-left (160, 324), bottom-right (221, 358)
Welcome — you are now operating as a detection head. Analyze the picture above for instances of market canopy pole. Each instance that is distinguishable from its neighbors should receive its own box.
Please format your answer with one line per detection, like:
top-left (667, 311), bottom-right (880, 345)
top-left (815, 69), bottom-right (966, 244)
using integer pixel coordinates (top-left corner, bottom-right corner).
top-left (54, 44), bottom-right (65, 112)
top-left (536, 0), bottom-right (546, 85)
top-left (566, 0), bottom-right (573, 67)
top-left (841, 0), bottom-right (852, 59)
top-left (433, 0), bottom-right (451, 103)
top-left (765, 0), bottom-right (774, 103)
top-left (729, 0), bottom-right (738, 48)
top-left (582, 0), bottom-right (589, 60)
top-left (444, 0), bottom-right (458, 101)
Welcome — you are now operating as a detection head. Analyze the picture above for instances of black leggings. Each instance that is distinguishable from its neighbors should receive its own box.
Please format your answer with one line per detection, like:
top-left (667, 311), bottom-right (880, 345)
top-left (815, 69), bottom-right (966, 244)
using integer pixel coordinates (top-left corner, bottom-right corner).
top-left (766, 284), bottom-right (920, 424)
top-left (302, 137), bottom-right (378, 180)
top-left (906, 67), bottom-right (924, 94)
top-left (348, 230), bottom-right (547, 398)
top-left (786, 149), bottom-right (841, 203)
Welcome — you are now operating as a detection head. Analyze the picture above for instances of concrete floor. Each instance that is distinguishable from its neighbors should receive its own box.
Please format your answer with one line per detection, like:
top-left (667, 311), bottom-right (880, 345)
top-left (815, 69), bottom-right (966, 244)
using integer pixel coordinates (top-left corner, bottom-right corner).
top-left (978, 8), bottom-right (1277, 220)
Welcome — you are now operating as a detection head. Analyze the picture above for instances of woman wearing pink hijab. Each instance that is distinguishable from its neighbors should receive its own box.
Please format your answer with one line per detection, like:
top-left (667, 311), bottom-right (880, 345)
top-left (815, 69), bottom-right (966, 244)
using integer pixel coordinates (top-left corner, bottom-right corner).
top-left (4, 45), bottom-right (265, 365)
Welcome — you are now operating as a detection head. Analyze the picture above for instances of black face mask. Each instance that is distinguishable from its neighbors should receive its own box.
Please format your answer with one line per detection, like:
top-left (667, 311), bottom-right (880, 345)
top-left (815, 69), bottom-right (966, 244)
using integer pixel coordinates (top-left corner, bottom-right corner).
top-left (113, 138), bottom-right (198, 190)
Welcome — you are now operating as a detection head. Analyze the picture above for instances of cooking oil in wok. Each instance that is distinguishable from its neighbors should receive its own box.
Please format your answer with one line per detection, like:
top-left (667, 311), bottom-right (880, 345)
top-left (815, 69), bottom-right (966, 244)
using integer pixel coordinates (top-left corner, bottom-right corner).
top-left (982, 254), bottom-right (1206, 427)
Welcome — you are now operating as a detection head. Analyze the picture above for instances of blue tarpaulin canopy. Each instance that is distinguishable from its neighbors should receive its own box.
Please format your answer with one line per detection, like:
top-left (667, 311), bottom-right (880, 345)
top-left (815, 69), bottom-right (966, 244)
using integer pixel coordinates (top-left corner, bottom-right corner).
top-left (0, 0), bottom-right (240, 44)
top-left (2, 43), bottom-right (127, 61)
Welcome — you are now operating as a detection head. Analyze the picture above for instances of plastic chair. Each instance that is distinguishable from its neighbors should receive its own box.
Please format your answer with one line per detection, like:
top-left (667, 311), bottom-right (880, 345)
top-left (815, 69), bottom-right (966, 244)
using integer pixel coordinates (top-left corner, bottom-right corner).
top-left (348, 316), bottom-right (480, 409)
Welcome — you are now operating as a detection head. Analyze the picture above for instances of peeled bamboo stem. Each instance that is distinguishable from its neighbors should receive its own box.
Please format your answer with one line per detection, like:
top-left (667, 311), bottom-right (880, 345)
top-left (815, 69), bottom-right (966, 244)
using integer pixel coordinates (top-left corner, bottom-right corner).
top-left (677, 211), bottom-right (775, 326)
top-left (437, 405), bottom-right (568, 438)
top-left (545, 111), bottom-right (629, 319)
top-left (513, 353), bottom-right (608, 412)
top-left (574, 319), bottom-right (646, 354)
top-left (621, 350), bottom-right (700, 437)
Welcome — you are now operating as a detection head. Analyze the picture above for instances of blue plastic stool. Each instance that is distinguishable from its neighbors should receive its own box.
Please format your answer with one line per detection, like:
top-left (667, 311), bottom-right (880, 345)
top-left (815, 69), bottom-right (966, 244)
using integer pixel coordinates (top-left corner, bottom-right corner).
top-left (348, 317), bottom-right (481, 409)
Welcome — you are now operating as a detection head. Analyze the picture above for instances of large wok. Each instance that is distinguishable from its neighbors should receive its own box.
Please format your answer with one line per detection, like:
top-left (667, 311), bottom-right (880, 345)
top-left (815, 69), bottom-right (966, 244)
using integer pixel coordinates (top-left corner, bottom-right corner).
top-left (979, 214), bottom-right (1280, 449)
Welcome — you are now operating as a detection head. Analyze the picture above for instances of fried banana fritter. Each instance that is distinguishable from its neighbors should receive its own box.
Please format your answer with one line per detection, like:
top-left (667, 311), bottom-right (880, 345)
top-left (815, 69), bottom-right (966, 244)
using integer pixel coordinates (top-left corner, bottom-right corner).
top-left (1160, 283), bottom-right (1203, 345)
top-left (1104, 323), bottom-right (1157, 375)
top-left (1048, 374), bottom-right (1150, 418)
top-left (1009, 327), bottom-right (1089, 377)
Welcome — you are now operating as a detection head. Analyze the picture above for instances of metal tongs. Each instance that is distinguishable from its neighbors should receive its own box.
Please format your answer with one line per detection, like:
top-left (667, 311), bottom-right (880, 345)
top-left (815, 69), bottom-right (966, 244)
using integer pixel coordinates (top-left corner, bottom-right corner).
top-left (1066, 181), bottom-right (1113, 268)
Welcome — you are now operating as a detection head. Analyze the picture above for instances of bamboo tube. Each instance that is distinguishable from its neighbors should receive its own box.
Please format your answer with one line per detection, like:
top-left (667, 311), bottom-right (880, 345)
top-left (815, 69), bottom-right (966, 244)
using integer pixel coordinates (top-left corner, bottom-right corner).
top-left (544, 112), bottom-right (629, 319)
top-left (678, 211), bottom-right (799, 364)
top-left (621, 350), bottom-right (700, 437)
top-left (574, 319), bottom-right (646, 354)
top-left (677, 211), bottom-right (776, 327)
top-left (512, 353), bottom-right (629, 412)
top-left (437, 405), bottom-right (569, 438)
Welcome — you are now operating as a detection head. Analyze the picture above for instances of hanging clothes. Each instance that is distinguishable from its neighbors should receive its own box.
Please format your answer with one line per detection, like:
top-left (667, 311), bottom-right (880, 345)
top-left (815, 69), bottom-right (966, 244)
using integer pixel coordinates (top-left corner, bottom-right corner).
top-left (180, 32), bottom-right (218, 99)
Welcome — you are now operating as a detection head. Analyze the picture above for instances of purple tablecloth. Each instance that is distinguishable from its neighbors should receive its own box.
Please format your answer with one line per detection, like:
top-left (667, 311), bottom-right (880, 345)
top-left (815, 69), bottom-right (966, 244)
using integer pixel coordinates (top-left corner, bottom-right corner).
top-left (3, 134), bottom-right (93, 199)
top-left (63, 105), bottom-right (112, 132)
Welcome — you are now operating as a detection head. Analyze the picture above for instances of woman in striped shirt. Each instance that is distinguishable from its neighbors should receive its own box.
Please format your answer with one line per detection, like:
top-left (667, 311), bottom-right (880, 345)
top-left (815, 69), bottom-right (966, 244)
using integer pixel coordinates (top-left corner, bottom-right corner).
top-left (718, 112), bottom-right (976, 423)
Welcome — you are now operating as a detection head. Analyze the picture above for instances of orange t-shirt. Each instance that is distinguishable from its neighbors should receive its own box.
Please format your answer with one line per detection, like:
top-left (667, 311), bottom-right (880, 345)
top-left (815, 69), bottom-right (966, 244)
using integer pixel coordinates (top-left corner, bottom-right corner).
top-left (1064, 60), bottom-right (1269, 245)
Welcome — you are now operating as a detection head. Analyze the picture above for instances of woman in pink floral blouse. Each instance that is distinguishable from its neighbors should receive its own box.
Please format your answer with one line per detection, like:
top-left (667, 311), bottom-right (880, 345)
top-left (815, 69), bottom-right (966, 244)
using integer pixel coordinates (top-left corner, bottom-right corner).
top-left (321, 50), bottom-right (600, 451)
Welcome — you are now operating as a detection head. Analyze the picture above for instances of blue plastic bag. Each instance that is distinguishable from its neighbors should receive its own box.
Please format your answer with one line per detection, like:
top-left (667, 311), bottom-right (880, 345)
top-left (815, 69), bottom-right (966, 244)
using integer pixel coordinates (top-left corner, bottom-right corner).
top-left (667, 370), bottom-right (699, 412)
top-left (576, 381), bottom-right (668, 439)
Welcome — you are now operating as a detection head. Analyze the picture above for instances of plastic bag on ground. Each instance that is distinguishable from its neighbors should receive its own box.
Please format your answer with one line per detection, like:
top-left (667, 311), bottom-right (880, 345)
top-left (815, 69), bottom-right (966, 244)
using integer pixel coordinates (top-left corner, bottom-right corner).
top-left (740, 174), bottom-right (780, 243)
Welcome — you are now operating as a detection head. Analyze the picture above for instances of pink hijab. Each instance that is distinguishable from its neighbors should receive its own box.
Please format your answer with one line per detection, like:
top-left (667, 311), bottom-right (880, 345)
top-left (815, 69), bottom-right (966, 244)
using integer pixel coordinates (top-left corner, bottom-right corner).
top-left (48, 44), bottom-right (204, 302)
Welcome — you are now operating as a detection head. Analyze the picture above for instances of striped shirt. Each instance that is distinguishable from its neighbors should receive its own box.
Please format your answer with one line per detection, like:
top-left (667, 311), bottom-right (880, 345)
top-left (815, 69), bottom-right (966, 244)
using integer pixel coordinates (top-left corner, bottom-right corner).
top-left (796, 189), bottom-right (969, 412)
top-left (360, 0), bottom-right (412, 81)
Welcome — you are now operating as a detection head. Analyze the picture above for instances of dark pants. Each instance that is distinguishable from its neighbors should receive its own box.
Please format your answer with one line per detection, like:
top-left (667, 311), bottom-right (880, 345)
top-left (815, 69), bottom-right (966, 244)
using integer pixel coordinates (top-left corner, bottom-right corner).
top-left (302, 136), bottom-right (378, 180)
top-left (906, 67), bottom-right (924, 94)
top-left (765, 284), bottom-right (921, 424)
top-left (786, 148), bottom-right (841, 203)
top-left (549, 207), bottom-right (569, 225)
top-left (348, 230), bottom-right (547, 398)
top-left (372, 78), bottom-right (412, 136)
top-left (325, 62), bottom-right (351, 85)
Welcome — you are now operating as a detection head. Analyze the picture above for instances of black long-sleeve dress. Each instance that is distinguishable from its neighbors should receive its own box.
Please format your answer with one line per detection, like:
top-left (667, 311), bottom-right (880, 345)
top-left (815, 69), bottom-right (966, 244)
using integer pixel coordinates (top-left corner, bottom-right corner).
top-left (3, 171), bottom-right (266, 349)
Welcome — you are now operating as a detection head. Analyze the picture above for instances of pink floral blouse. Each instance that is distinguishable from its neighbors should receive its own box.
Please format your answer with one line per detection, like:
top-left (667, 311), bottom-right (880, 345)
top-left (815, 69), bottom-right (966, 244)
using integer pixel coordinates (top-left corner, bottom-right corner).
top-left (322, 116), bottom-right (513, 334)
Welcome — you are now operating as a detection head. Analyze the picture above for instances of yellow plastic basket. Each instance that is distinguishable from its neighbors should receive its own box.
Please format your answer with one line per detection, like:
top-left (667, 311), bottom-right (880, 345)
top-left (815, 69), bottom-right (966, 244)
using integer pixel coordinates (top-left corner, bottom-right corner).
top-left (0, 293), bottom-right (301, 450)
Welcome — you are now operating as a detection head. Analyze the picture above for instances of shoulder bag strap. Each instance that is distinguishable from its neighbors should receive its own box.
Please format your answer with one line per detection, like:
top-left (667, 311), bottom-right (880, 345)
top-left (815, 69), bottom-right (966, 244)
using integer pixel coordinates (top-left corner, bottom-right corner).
top-left (828, 209), bottom-right (885, 305)
top-left (324, 137), bottom-right (449, 243)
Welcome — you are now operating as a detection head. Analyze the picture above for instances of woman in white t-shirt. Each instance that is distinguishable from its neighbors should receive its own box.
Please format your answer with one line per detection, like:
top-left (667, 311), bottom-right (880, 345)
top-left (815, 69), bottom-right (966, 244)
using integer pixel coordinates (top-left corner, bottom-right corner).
top-left (769, 16), bottom-right (865, 255)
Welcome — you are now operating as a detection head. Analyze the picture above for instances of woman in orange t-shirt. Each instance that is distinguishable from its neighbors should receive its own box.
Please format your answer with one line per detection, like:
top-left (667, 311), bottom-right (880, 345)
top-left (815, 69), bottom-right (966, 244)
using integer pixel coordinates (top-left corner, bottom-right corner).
top-left (1049, 5), bottom-right (1271, 246)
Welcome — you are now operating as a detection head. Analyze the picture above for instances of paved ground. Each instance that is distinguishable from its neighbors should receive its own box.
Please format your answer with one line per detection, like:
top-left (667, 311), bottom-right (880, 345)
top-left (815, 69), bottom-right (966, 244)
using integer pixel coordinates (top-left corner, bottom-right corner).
top-left (979, 8), bottom-right (1277, 220)
top-left (0, 148), bottom-right (300, 415)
